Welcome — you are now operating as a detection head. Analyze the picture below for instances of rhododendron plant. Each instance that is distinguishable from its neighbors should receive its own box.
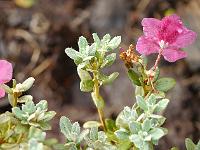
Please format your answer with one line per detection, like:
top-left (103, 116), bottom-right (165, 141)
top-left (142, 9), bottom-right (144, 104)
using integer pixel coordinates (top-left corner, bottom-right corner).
top-left (0, 15), bottom-right (199, 150)
top-left (136, 14), bottom-right (197, 62)
top-left (0, 60), bottom-right (13, 98)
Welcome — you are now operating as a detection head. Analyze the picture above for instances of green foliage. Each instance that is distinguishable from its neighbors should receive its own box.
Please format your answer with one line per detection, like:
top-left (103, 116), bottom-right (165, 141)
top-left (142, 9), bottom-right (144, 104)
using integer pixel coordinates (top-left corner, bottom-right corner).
top-left (65, 33), bottom-right (121, 91)
top-left (12, 99), bottom-right (56, 130)
top-left (84, 127), bottom-right (117, 150)
top-left (115, 94), bottom-right (168, 150)
top-left (128, 69), bottom-right (141, 86)
top-left (155, 77), bottom-right (176, 92)
top-left (59, 116), bottom-right (89, 149)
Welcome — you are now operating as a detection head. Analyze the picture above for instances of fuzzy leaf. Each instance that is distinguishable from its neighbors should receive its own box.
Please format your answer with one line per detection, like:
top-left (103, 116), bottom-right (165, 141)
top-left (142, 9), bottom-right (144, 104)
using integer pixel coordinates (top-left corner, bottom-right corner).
top-left (155, 78), bottom-right (176, 92)
top-left (101, 53), bottom-right (116, 68)
top-left (149, 128), bottom-right (165, 141)
top-left (154, 99), bottom-right (169, 112)
top-left (100, 72), bottom-right (119, 85)
top-left (77, 68), bottom-right (92, 81)
top-left (142, 118), bottom-right (151, 132)
top-left (129, 121), bottom-right (141, 134)
top-left (60, 116), bottom-right (72, 138)
top-left (115, 129), bottom-right (129, 140)
top-left (78, 36), bottom-right (88, 54)
top-left (185, 138), bottom-right (196, 150)
top-left (108, 36), bottom-right (121, 50)
top-left (65, 48), bottom-right (83, 62)
top-left (128, 69), bottom-right (141, 86)
top-left (80, 80), bottom-right (94, 92)
top-left (83, 121), bottom-right (101, 128)
top-left (136, 95), bottom-right (148, 111)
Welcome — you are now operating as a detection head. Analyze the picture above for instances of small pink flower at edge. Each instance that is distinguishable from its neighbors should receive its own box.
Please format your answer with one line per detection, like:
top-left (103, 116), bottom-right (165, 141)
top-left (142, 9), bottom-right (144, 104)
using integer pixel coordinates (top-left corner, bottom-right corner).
top-left (136, 14), bottom-right (197, 62)
top-left (0, 60), bottom-right (13, 98)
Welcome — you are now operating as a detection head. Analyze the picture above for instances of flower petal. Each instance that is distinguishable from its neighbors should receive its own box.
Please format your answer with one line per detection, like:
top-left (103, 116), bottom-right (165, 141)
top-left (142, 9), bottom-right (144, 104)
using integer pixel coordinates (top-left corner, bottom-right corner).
top-left (136, 36), bottom-right (160, 55)
top-left (0, 60), bottom-right (13, 84)
top-left (162, 47), bottom-right (187, 62)
top-left (0, 88), bottom-right (5, 98)
top-left (142, 18), bottom-right (160, 38)
top-left (172, 28), bottom-right (197, 48)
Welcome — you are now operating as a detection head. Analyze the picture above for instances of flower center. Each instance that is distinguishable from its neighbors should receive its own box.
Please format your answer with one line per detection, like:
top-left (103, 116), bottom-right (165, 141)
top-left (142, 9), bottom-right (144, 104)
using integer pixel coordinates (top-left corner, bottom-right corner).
top-left (159, 40), bottom-right (168, 49)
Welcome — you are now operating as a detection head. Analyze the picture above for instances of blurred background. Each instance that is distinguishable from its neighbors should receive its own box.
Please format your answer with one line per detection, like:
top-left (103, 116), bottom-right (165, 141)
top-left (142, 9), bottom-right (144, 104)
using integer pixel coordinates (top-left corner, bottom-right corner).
top-left (0, 0), bottom-right (199, 149)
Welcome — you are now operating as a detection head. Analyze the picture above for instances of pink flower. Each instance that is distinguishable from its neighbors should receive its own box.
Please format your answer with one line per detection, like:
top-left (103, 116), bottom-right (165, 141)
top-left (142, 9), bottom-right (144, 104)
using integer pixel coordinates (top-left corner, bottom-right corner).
top-left (0, 60), bottom-right (13, 98)
top-left (136, 14), bottom-right (197, 62)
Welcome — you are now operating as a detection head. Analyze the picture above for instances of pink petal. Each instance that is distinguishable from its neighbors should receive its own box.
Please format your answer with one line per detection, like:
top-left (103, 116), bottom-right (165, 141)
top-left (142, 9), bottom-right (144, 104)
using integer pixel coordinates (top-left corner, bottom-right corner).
top-left (172, 28), bottom-right (197, 48)
top-left (162, 14), bottom-right (181, 23)
top-left (0, 60), bottom-right (13, 84)
top-left (136, 36), bottom-right (160, 55)
top-left (162, 47), bottom-right (187, 62)
top-left (142, 18), bottom-right (160, 38)
top-left (0, 88), bottom-right (5, 98)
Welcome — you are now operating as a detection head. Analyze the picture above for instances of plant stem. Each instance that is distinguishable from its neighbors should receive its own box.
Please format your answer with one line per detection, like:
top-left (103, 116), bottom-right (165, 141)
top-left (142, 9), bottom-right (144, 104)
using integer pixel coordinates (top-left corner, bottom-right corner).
top-left (93, 73), bottom-right (107, 131)
top-left (153, 48), bottom-right (163, 70)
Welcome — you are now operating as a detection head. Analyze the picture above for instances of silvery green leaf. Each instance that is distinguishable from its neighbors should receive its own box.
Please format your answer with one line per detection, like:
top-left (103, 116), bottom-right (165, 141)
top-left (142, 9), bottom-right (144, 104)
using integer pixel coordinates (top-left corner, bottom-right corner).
top-left (100, 53), bottom-right (116, 68)
top-left (83, 56), bottom-right (94, 62)
top-left (154, 99), bottom-right (169, 113)
top-left (78, 36), bottom-right (88, 54)
top-left (136, 95), bottom-right (148, 111)
top-left (108, 36), bottom-right (121, 50)
top-left (17, 77), bottom-right (35, 92)
top-left (38, 122), bottom-right (51, 130)
top-left (28, 138), bottom-right (43, 150)
top-left (98, 131), bottom-right (107, 142)
top-left (89, 127), bottom-right (98, 141)
top-left (77, 61), bottom-right (89, 70)
top-left (102, 34), bottom-right (111, 44)
top-left (135, 86), bottom-right (144, 96)
top-left (155, 77), bottom-right (176, 92)
top-left (185, 138), bottom-right (196, 150)
top-left (149, 128), bottom-right (165, 141)
top-left (91, 92), bottom-right (105, 109)
top-left (129, 134), bottom-right (143, 148)
top-left (36, 100), bottom-right (48, 110)
top-left (129, 121), bottom-right (141, 134)
top-left (72, 122), bottom-right (81, 135)
top-left (60, 116), bottom-right (72, 138)
top-left (64, 142), bottom-right (77, 150)
top-left (80, 80), bottom-right (94, 92)
top-left (142, 118), bottom-right (151, 132)
top-left (22, 100), bottom-right (36, 114)
top-left (147, 94), bottom-right (157, 105)
top-left (28, 126), bottom-right (46, 141)
top-left (83, 121), bottom-right (101, 128)
top-left (100, 72), bottom-right (119, 85)
top-left (12, 107), bottom-right (24, 120)
top-left (77, 129), bottom-right (89, 143)
top-left (115, 129), bottom-right (129, 140)
top-left (77, 68), bottom-right (92, 81)
top-left (42, 111), bottom-right (56, 122)
top-left (18, 95), bottom-right (33, 103)
top-left (65, 48), bottom-right (83, 62)
top-left (88, 43), bottom-right (97, 56)
top-left (92, 33), bottom-right (101, 48)
top-left (150, 116), bottom-right (166, 127)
